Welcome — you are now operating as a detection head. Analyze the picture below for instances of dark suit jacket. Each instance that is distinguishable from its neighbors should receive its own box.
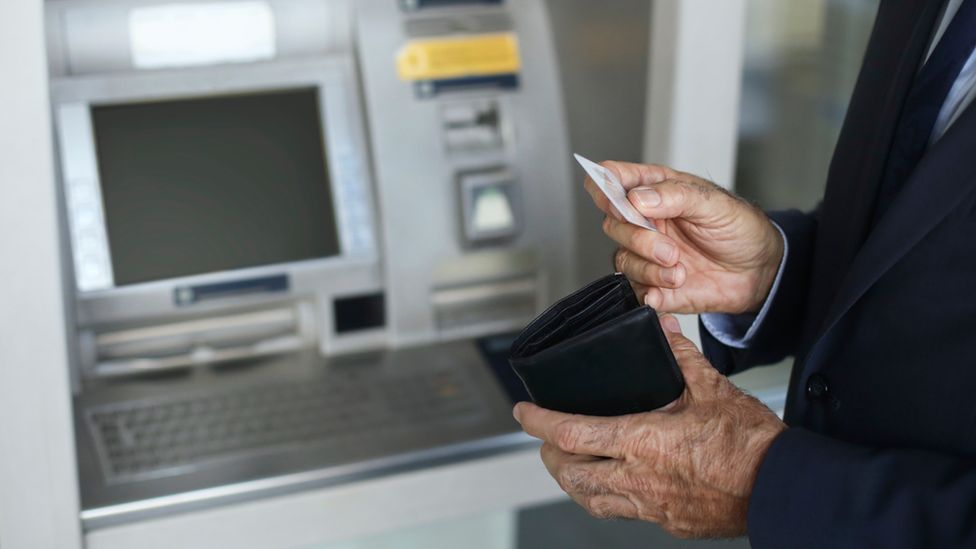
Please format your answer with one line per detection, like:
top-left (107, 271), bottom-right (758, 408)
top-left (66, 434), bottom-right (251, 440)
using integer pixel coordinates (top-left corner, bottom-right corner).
top-left (700, 1), bottom-right (976, 547)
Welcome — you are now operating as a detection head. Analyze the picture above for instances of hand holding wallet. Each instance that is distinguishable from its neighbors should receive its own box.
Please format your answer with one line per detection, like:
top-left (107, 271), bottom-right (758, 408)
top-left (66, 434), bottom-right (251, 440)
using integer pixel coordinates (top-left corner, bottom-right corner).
top-left (508, 273), bottom-right (685, 416)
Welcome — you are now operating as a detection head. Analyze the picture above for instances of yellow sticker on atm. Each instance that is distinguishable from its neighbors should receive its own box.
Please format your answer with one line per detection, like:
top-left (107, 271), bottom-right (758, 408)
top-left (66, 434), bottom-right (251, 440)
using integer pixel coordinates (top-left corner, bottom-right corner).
top-left (396, 33), bottom-right (521, 82)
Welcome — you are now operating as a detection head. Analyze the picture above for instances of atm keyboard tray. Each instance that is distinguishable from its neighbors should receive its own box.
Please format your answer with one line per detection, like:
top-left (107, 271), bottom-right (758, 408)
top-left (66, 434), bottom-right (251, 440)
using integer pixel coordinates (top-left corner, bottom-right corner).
top-left (74, 337), bottom-right (529, 529)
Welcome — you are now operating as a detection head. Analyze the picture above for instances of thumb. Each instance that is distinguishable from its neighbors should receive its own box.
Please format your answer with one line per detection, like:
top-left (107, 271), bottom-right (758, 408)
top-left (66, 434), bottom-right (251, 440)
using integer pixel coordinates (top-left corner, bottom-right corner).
top-left (628, 179), bottom-right (732, 224)
top-left (658, 314), bottom-right (711, 392)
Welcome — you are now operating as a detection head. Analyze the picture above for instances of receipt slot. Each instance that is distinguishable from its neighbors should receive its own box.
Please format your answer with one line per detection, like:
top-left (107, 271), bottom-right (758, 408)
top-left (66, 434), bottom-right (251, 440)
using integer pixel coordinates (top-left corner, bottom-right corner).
top-left (441, 99), bottom-right (507, 153)
top-left (459, 169), bottom-right (521, 244)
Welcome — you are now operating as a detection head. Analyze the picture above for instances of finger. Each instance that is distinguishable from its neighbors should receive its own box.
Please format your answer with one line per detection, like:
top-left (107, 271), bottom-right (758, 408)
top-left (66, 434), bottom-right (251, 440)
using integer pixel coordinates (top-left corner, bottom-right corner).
top-left (644, 287), bottom-right (701, 315)
top-left (659, 315), bottom-right (713, 393)
top-left (613, 259), bottom-right (651, 300)
top-left (600, 161), bottom-right (678, 192)
top-left (643, 287), bottom-right (664, 310)
top-left (603, 217), bottom-right (680, 268)
top-left (615, 248), bottom-right (687, 290)
top-left (585, 494), bottom-right (640, 520)
top-left (630, 281), bottom-right (651, 302)
top-left (586, 162), bottom-right (682, 218)
top-left (628, 179), bottom-right (735, 223)
top-left (659, 314), bottom-right (702, 362)
top-left (541, 443), bottom-right (626, 499)
top-left (514, 402), bottom-right (628, 458)
top-left (658, 313), bottom-right (683, 335)
top-left (540, 443), bottom-right (604, 495)
top-left (639, 283), bottom-right (701, 315)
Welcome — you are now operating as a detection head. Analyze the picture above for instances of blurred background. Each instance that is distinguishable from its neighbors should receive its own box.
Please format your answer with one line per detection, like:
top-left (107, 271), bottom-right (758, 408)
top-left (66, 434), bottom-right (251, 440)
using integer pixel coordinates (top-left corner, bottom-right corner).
top-left (555, 0), bottom-right (878, 283)
top-left (0, 1), bottom-right (879, 548)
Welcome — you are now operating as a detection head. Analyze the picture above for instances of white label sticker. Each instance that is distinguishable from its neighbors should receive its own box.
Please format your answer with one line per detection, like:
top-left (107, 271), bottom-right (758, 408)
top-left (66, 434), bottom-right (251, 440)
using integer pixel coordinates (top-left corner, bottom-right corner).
top-left (130, 2), bottom-right (276, 70)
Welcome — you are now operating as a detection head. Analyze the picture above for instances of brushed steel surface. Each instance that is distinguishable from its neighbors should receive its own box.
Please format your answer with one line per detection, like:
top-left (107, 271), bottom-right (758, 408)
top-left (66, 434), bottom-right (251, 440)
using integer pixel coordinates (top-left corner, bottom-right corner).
top-left (75, 339), bottom-right (526, 530)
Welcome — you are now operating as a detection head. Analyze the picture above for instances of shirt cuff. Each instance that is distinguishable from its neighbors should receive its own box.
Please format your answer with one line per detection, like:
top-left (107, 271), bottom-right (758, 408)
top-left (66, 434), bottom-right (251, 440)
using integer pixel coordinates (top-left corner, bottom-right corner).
top-left (700, 221), bottom-right (788, 349)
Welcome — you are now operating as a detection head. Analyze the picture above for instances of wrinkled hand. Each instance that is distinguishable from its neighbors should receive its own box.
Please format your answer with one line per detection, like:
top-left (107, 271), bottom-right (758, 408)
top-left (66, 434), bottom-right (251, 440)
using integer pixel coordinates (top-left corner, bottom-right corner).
top-left (513, 316), bottom-right (785, 539)
top-left (585, 161), bottom-right (783, 315)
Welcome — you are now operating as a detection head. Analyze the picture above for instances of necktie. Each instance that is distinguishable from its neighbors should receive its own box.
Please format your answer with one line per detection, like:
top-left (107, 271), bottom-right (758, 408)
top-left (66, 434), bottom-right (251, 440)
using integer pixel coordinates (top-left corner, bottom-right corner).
top-left (871, 0), bottom-right (976, 224)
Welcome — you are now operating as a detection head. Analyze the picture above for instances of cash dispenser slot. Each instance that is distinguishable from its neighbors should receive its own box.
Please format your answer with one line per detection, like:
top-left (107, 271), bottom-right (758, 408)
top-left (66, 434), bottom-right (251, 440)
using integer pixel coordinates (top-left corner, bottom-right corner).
top-left (88, 302), bottom-right (317, 378)
top-left (430, 249), bottom-right (541, 334)
top-left (400, 0), bottom-right (504, 12)
top-left (417, 74), bottom-right (519, 98)
top-left (432, 276), bottom-right (537, 333)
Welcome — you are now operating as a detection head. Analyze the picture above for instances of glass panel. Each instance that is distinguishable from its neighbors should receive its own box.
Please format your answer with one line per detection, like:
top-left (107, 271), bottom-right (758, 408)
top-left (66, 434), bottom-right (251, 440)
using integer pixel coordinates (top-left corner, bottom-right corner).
top-left (735, 0), bottom-right (881, 210)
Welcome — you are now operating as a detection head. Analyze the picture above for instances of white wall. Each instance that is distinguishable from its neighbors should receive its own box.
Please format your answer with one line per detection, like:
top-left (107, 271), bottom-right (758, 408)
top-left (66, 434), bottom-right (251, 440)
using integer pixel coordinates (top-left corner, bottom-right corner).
top-left (644, 0), bottom-right (746, 188)
top-left (643, 0), bottom-right (748, 343)
top-left (0, 1), bottom-right (84, 547)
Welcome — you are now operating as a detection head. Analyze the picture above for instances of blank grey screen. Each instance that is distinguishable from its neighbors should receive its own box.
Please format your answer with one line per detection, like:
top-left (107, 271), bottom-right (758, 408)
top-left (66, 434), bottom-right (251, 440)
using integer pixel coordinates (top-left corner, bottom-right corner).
top-left (92, 88), bottom-right (341, 286)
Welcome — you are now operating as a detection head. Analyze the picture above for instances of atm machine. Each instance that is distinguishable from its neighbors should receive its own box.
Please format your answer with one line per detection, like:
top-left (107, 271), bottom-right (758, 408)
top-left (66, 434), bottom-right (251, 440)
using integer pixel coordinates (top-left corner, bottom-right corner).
top-left (44, 0), bottom-right (576, 533)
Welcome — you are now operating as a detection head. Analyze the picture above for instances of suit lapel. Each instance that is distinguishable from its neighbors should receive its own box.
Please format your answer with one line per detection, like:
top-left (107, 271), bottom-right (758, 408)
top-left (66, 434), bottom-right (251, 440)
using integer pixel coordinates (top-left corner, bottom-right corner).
top-left (813, 101), bottom-right (976, 353)
top-left (803, 0), bottom-right (945, 341)
top-left (794, 99), bottom-right (976, 414)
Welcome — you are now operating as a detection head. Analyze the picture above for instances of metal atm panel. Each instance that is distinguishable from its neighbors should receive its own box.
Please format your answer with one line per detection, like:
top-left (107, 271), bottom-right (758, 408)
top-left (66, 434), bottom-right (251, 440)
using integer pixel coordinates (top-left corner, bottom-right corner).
top-left (44, 0), bottom-right (576, 530)
top-left (356, 0), bottom-right (577, 345)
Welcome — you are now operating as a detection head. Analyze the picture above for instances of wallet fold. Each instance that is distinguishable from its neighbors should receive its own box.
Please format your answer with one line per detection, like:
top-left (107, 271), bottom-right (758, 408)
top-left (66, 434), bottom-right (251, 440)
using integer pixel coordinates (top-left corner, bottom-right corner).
top-left (509, 273), bottom-right (685, 416)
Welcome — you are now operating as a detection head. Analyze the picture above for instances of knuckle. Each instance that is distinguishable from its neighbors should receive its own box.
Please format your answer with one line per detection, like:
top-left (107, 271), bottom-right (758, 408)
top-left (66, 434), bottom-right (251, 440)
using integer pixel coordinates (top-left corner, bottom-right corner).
top-left (625, 227), bottom-right (644, 252)
top-left (669, 337), bottom-right (697, 356)
top-left (614, 248), bottom-right (628, 272)
top-left (558, 464), bottom-right (591, 495)
top-left (676, 348), bottom-right (700, 365)
top-left (641, 261), bottom-right (660, 286)
top-left (600, 161), bottom-right (624, 179)
top-left (627, 472), bottom-right (655, 497)
top-left (554, 421), bottom-right (581, 452)
top-left (605, 420), bottom-right (625, 450)
top-left (637, 235), bottom-right (659, 262)
top-left (652, 181), bottom-right (676, 205)
top-left (675, 182), bottom-right (693, 206)
top-left (623, 426), bottom-right (656, 459)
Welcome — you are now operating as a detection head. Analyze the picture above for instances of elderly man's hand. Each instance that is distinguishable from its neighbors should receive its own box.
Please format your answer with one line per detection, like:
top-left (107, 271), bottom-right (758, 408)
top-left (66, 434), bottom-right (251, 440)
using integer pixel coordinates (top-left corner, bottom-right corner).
top-left (584, 161), bottom-right (783, 315)
top-left (513, 315), bottom-right (785, 539)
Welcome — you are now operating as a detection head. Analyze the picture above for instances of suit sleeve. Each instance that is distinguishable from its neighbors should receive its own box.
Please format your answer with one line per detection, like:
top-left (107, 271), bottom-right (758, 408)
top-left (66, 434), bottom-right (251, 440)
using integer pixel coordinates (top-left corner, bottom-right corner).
top-left (700, 208), bottom-right (819, 376)
top-left (749, 428), bottom-right (976, 548)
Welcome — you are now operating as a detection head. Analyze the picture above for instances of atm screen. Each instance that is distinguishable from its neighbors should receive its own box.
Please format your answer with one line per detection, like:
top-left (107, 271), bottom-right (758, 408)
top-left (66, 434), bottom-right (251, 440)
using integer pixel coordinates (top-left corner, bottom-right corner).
top-left (91, 87), bottom-right (341, 286)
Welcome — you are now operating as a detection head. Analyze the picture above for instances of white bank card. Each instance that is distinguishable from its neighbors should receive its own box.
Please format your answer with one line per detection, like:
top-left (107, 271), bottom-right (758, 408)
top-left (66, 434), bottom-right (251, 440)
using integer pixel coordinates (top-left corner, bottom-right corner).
top-left (574, 153), bottom-right (657, 231)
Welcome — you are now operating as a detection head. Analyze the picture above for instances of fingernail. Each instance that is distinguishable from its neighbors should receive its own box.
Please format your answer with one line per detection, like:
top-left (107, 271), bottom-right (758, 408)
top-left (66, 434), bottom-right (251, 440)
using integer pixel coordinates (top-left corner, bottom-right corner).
top-left (631, 188), bottom-right (661, 208)
top-left (654, 241), bottom-right (676, 264)
top-left (512, 404), bottom-right (523, 423)
top-left (661, 267), bottom-right (677, 285)
top-left (661, 315), bottom-right (682, 334)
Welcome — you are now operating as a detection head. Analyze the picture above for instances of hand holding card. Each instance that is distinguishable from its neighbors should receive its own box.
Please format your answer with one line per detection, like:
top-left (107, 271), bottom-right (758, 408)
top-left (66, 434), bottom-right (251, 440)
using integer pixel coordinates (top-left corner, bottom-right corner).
top-left (575, 153), bottom-right (658, 232)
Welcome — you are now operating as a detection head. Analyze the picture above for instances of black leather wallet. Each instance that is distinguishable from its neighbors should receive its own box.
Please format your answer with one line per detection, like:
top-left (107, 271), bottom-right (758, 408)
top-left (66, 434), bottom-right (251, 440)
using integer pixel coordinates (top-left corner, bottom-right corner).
top-left (508, 273), bottom-right (685, 416)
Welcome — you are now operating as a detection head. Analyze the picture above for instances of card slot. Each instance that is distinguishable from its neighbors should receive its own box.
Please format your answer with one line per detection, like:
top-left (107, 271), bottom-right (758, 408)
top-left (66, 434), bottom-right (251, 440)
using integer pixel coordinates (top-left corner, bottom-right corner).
top-left (520, 289), bottom-right (629, 356)
top-left (516, 288), bottom-right (604, 344)
top-left (564, 286), bottom-right (626, 325)
top-left (514, 280), bottom-right (622, 353)
top-left (543, 294), bottom-right (629, 348)
top-left (572, 298), bottom-right (634, 334)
